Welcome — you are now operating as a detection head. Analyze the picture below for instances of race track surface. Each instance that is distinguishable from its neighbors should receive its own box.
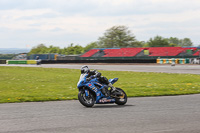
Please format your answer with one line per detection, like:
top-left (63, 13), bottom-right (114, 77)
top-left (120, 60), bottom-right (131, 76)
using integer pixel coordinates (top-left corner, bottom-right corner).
top-left (1, 64), bottom-right (200, 74)
top-left (1, 95), bottom-right (200, 133)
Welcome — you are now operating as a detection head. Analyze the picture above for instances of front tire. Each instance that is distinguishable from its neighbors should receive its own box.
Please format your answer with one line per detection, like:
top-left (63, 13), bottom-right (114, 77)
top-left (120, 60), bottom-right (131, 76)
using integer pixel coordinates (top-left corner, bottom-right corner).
top-left (78, 90), bottom-right (95, 107)
top-left (115, 88), bottom-right (127, 105)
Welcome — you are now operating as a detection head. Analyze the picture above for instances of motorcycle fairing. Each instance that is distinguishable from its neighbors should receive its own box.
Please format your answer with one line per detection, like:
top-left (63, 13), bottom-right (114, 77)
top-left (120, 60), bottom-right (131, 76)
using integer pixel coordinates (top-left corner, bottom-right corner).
top-left (77, 73), bottom-right (116, 104)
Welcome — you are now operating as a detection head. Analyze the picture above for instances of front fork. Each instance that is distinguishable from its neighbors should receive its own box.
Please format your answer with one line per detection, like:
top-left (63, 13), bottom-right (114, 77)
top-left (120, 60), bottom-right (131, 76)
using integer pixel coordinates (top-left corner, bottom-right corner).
top-left (84, 89), bottom-right (89, 97)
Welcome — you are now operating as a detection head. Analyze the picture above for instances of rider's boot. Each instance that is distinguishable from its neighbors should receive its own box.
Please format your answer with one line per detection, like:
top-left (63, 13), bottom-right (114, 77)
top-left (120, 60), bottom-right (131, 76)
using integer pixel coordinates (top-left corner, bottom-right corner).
top-left (108, 83), bottom-right (116, 93)
top-left (108, 83), bottom-right (122, 96)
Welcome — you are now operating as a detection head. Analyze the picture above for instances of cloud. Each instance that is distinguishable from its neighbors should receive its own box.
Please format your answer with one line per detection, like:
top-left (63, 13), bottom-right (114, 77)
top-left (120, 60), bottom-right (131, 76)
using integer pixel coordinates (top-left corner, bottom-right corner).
top-left (0, 0), bottom-right (200, 48)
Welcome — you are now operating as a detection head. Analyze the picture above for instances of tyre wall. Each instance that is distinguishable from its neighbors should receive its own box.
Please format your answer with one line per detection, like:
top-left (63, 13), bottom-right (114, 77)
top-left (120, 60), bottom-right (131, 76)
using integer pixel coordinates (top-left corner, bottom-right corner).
top-left (157, 58), bottom-right (200, 64)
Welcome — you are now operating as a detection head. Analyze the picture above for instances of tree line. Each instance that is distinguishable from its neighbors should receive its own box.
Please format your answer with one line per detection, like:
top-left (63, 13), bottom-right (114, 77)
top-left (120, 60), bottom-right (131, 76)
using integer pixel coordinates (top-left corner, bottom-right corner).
top-left (0, 54), bottom-right (16, 59)
top-left (29, 25), bottom-right (195, 55)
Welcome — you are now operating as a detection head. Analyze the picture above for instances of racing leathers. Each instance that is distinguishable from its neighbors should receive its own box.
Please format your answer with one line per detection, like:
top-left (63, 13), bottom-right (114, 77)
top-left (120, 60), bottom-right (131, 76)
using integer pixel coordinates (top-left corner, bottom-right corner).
top-left (86, 70), bottom-right (112, 96)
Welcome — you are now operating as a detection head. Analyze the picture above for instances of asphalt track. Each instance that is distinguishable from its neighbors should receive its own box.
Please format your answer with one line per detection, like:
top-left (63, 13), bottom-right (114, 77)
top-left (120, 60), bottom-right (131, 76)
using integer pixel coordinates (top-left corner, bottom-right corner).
top-left (1, 64), bottom-right (200, 133)
top-left (1, 63), bottom-right (200, 74)
top-left (1, 95), bottom-right (200, 133)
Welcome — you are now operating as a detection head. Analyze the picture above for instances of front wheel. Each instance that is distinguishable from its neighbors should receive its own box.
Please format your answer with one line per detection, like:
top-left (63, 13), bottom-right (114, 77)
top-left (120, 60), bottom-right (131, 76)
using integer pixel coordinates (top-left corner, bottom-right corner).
top-left (115, 88), bottom-right (127, 105)
top-left (78, 89), bottom-right (95, 107)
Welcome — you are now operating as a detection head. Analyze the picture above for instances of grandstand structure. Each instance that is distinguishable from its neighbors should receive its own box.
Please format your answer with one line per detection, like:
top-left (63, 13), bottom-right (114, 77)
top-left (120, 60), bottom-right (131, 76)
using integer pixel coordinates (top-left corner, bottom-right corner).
top-left (4, 47), bottom-right (199, 64)
top-left (80, 47), bottom-right (199, 59)
top-left (22, 47), bottom-right (200, 64)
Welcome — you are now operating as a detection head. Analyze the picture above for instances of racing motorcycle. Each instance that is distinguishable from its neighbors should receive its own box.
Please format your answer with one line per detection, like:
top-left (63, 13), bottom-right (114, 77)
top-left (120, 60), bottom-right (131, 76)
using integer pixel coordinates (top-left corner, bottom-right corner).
top-left (77, 73), bottom-right (127, 107)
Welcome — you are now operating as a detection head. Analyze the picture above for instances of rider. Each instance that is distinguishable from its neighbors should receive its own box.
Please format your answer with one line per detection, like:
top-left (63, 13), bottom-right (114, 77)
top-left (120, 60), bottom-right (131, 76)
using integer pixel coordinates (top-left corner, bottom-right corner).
top-left (81, 65), bottom-right (113, 96)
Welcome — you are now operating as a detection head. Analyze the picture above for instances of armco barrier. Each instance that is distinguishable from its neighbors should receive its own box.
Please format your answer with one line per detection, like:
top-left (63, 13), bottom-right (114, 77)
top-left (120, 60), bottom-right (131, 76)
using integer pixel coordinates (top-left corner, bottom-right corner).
top-left (6, 60), bottom-right (37, 65)
top-left (27, 60), bottom-right (37, 64)
top-left (7, 60), bottom-right (27, 64)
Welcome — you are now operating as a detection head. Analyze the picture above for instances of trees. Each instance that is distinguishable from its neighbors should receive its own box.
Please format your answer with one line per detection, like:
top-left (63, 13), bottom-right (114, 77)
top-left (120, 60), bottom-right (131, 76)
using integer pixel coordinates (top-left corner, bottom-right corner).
top-left (167, 37), bottom-right (179, 47)
top-left (29, 43), bottom-right (83, 55)
top-left (147, 36), bottom-right (193, 47)
top-left (98, 25), bottom-right (142, 48)
top-left (48, 45), bottom-right (61, 53)
top-left (28, 25), bottom-right (195, 55)
top-left (98, 26), bottom-right (193, 48)
top-left (62, 43), bottom-right (83, 55)
top-left (28, 44), bottom-right (48, 55)
top-left (84, 42), bottom-right (99, 52)
top-left (167, 37), bottom-right (193, 47)
top-left (147, 36), bottom-right (170, 47)
top-left (0, 54), bottom-right (16, 59)
top-left (180, 38), bottom-right (193, 47)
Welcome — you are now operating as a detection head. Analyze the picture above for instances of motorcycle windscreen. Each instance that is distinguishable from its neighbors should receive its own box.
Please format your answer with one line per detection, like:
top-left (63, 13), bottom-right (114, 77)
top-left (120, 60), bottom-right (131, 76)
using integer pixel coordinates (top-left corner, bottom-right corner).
top-left (77, 74), bottom-right (87, 86)
top-left (109, 78), bottom-right (118, 84)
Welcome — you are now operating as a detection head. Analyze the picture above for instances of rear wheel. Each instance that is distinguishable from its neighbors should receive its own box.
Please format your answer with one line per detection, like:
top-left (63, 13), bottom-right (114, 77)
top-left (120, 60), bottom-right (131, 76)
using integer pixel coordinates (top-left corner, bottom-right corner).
top-left (78, 90), bottom-right (95, 107)
top-left (115, 88), bottom-right (127, 105)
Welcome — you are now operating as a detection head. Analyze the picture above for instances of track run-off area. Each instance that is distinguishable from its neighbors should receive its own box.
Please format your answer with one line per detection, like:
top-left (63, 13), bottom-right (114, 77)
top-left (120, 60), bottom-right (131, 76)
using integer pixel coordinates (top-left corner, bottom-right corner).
top-left (0, 64), bottom-right (200, 133)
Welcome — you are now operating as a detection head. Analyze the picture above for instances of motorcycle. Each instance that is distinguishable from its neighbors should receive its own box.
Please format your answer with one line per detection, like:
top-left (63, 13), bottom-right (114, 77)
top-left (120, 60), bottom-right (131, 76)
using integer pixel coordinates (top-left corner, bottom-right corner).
top-left (77, 73), bottom-right (127, 107)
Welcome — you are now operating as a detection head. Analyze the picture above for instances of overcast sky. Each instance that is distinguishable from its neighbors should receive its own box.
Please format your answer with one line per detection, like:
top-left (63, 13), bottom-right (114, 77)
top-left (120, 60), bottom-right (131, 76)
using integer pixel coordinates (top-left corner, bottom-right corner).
top-left (0, 0), bottom-right (200, 48)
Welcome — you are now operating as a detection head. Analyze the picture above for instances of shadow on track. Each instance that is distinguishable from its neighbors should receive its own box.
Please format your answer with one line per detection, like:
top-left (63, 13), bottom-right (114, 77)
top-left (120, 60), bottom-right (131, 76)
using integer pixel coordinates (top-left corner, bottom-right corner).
top-left (92, 104), bottom-right (134, 108)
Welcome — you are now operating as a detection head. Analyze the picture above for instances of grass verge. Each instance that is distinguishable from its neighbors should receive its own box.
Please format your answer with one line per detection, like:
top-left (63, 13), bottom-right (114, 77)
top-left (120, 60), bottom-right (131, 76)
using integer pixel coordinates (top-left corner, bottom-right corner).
top-left (0, 66), bottom-right (200, 103)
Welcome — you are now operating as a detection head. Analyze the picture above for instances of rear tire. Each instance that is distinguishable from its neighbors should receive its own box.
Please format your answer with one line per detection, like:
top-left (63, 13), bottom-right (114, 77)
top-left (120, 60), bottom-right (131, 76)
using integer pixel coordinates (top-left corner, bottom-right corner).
top-left (115, 88), bottom-right (127, 105)
top-left (78, 90), bottom-right (95, 107)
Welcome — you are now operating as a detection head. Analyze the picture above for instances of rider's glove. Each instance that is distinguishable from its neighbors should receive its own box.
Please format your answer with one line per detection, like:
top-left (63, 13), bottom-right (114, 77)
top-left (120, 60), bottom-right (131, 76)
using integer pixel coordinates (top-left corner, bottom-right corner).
top-left (96, 72), bottom-right (101, 77)
top-left (86, 77), bottom-right (91, 81)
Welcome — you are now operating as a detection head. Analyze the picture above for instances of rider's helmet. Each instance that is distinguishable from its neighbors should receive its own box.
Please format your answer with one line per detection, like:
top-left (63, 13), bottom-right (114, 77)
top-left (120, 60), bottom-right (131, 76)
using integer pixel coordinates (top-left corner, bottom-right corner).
top-left (81, 65), bottom-right (90, 74)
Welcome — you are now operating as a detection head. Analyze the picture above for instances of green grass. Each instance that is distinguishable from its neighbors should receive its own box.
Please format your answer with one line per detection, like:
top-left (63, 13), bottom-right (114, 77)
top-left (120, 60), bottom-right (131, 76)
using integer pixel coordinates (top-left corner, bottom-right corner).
top-left (0, 66), bottom-right (200, 103)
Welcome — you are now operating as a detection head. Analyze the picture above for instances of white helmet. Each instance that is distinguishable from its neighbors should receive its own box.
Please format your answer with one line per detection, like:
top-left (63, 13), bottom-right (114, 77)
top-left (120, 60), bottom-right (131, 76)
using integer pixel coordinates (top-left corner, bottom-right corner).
top-left (81, 65), bottom-right (90, 74)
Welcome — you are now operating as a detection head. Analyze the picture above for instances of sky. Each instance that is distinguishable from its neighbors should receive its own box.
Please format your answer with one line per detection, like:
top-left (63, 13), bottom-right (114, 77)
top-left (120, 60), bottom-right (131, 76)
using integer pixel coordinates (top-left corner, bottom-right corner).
top-left (0, 0), bottom-right (200, 48)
